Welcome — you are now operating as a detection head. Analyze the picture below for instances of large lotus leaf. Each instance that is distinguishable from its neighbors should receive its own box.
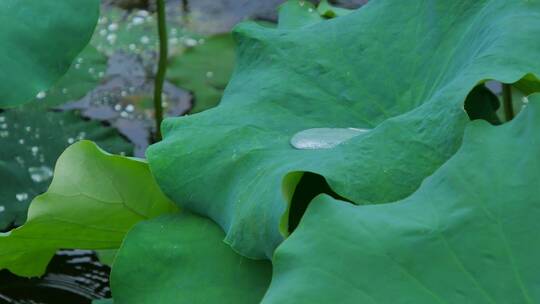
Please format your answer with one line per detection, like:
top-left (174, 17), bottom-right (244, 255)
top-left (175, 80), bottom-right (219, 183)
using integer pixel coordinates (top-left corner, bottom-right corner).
top-left (147, 0), bottom-right (540, 258)
top-left (110, 213), bottom-right (271, 303)
top-left (0, 109), bottom-right (132, 231)
top-left (262, 95), bottom-right (540, 304)
top-left (0, 141), bottom-right (177, 277)
top-left (0, 0), bottom-right (100, 107)
top-left (167, 34), bottom-right (236, 113)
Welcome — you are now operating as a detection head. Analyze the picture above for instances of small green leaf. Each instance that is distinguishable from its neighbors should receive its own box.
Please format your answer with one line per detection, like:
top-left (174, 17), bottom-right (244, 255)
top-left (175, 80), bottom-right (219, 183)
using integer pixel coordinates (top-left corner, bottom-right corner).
top-left (111, 213), bottom-right (271, 304)
top-left (167, 34), bottom-right (236, 113)
top-left (0, 0), bottom-right (100, 107)
top-left (263, 95), bottom-right (540, 304)
top-left (317, 0), bottom-right (354, 18)
top-left (0, 141), bottom-right (176, 277)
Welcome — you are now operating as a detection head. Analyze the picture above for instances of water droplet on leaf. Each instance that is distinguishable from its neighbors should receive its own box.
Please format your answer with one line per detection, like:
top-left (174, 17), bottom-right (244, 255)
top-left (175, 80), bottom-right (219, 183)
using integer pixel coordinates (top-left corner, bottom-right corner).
top-left (15, 193), bottom-right (28, 202)
top-left (290, 127), bottom-right (370, 150)
top-left (29, 166), bottom-right (53, 183)
top-left (36, 91), bottom-right (46, 99)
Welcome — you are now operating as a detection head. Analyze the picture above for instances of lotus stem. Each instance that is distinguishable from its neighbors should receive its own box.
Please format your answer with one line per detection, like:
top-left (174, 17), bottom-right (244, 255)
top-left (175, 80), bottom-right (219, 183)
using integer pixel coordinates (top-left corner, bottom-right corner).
top-left (153, 0), bottom-right (168, 141)
top-left (502, 83), bottom-right (514, 121)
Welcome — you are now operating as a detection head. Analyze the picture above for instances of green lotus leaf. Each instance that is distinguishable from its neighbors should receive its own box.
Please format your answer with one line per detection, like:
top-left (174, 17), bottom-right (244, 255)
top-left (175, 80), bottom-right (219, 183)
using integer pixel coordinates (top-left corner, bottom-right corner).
top-left (0, 140), bottom-right (177, 277)
top-left (277, 1), bottom-right (324, 29)
top-left (263, 94), bottom-right (540, 304)
top-left (110, 213), bottom-right (271, 304)
top-left (167, 34), bottom-right (236, 113)
top-left (0, 0), bottom-right (100, 107)
top-left (147, 0), bottom-right (540, 258)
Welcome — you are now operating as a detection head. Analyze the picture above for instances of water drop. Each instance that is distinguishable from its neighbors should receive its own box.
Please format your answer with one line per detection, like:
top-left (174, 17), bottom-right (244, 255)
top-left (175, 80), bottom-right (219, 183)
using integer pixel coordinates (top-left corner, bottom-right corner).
top-left (108, 23), bottom-right (118, 31)
top-left (0, 206), bottom-right (4, 213)
top-left (36, 91), bottom-right (46, 99)
top-left (15, 193), bottom-right (28, 202)
top-left (140, 36), bottom-right (150, 44)
top-left (184, 38), bottom-right (197, 47)
top-left (290, 128), bottom-right (370, 150)
top-left (132, 16), bottom-right (145, 25)
top-left (15, 156), bottom-right (24, 165)
top-left (137, 10), bottom-right (149, 17)
top-left (107, 33), bottom-right (117, 44)
top-left (29, 166), bottom-right (53, 183)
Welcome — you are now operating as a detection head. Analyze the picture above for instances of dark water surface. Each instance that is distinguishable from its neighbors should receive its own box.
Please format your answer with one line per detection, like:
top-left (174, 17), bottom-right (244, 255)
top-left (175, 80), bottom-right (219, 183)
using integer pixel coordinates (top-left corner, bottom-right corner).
top-left (0, 250), bottom-right (110, 304)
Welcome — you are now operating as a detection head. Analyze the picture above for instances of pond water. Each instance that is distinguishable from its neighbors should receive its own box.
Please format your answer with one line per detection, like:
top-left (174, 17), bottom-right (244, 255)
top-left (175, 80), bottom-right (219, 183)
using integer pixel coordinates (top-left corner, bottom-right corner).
top-left (0, 250), bottom-right (110, 303)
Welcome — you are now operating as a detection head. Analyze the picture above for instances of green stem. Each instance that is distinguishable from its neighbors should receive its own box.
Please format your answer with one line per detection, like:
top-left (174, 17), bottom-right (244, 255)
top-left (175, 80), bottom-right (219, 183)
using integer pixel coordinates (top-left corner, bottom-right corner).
top-left (153, 0), bottom-right (168, 142)
top-left (182, 0), bottom-right (189, 14)
top-left (181, 0), bottom-right (190, 26)
top-left (502, 83), bottom-right (514, 122)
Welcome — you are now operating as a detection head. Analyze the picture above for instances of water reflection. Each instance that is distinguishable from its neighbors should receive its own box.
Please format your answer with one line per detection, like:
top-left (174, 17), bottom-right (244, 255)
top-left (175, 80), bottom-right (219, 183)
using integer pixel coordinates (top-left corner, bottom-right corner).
top-left (0, 250), bottom-right (110, 304)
